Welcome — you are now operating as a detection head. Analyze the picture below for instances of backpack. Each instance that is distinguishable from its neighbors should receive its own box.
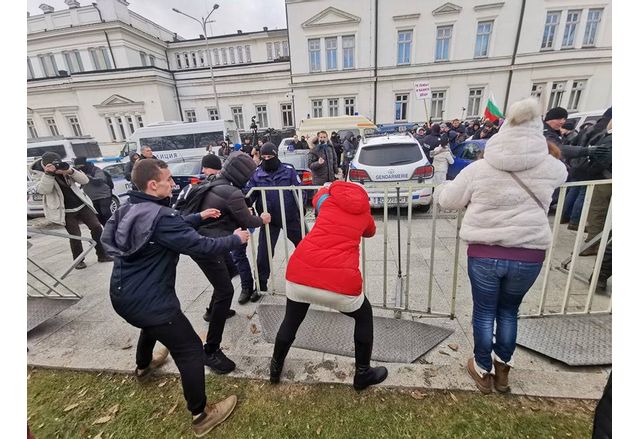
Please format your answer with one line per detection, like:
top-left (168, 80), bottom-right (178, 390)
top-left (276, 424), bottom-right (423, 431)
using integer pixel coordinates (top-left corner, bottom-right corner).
top-left (173, 180), bottom-right (218, 215)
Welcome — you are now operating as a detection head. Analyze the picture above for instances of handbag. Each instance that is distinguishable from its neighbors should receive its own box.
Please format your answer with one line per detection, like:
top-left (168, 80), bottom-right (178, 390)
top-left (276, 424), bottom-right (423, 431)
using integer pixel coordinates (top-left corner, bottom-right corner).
top-left (507, 172), bottom-right (545, 211)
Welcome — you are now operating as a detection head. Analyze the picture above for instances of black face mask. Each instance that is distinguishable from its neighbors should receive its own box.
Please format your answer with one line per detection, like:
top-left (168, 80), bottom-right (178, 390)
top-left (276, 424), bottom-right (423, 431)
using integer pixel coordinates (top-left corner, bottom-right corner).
top-left (263, 157), bottom-right (280, 173)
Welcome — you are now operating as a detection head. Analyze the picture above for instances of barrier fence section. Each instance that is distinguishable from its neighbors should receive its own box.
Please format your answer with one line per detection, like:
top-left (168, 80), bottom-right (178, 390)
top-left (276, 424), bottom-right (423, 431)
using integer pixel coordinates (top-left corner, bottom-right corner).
top-left (245, 179), bottom-right (612, 321)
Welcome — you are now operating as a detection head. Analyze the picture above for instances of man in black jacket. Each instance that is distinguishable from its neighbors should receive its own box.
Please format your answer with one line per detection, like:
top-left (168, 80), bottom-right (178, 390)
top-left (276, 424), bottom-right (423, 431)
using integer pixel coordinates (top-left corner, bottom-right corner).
top-left (542, 107), bottom-right (568, 145)
top-left (74, 157), bottom-right (114, 225)
top-left (101, 158), bottom-right (249, 437)
top-left (192, 152), bottom-right (271, 374)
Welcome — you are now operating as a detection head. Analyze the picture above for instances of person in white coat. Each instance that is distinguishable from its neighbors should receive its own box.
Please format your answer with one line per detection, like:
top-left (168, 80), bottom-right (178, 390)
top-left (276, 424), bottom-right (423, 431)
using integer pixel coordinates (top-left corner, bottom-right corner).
top-left (430, 142), bottom-right (455, 185)
top-left (435, 98), bottom-right (567, 394)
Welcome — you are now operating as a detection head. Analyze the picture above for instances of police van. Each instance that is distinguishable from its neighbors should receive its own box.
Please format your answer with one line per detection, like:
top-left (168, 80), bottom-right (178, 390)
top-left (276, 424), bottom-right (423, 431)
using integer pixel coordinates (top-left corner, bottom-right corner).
top-left (119, 120), bottom-right (241, 161)
top-left (27, 136), bottom-right (102, 164)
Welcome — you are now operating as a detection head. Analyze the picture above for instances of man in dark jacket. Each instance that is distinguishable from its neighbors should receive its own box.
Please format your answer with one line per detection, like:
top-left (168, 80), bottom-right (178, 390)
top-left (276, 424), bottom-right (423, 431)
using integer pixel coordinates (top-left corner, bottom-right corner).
top-left (308, 131), bottom-right (339, 185)
top-left (330, 131), bottom-right (343, 166)
top-left (472, 121), bottom-right (497, 140)
top-left (101, 158), bottom-right (248, 436)
top-left (140, 145), bottom-right (157, 160)
top-left (341, 133), bottom-right (356, 180)
top-left (74, 157), bottom-right (113, 225)
top-left (542, 107), bottom-right (568, 146)
top-left (424, 124), bottom-right (442, 152)
top-left (192, 153), bottom-right (272, 373)
top-left (124, 152), bottom-right (140, 182)
top-left (246, 143), bottom-right (302, 291)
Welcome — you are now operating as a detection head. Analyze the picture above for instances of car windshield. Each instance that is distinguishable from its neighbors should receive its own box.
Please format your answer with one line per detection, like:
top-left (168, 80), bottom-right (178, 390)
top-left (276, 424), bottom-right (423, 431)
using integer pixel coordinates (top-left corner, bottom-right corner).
top-left (460, 143), bottom-right (483, 160)
top-left (358, 143), bottom-right (422, 166)
top-left (168, 161), bottom-right (201, 176)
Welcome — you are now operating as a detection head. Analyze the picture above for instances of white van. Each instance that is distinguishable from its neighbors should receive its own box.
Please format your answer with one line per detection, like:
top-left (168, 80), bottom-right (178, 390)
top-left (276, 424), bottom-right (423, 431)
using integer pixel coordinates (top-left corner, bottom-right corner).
top-left (27, 136), bottom-right (102, 164)
top-left (566, 109), bottom-right (607, 130)
top-left (120, 120), bottom-right (241, 161)
top-left (296, 115), bottom-right (377, 141)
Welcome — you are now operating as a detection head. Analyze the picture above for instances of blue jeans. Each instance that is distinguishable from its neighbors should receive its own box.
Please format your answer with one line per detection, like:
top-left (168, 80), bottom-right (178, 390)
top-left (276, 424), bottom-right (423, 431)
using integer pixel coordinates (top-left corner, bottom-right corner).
top-left (230, 244), bottom-right (254, 290)
top-left (467, 257), bottom-right (543, 372)
top-left (562, 186), bottom-right (586, 225)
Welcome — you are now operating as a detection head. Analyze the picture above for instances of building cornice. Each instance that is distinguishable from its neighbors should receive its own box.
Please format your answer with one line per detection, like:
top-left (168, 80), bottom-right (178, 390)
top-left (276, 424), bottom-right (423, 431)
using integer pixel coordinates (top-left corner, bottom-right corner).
top-left (393, 14), bottom-right (421, 21)
top-left (432, 3), bottom-right (462, 17)
top-left (301, 7), bottom-right (361, 29)
top-left (474, 3), bottom-right (505, 12)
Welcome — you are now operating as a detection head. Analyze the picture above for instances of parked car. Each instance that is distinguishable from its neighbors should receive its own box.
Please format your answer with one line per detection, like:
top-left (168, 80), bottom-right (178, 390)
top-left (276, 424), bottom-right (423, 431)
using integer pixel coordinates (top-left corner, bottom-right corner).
top-left (447, 139), bottom-right (487, 180)
top-left (565, 109), bottom-right (607, 131)
top-left (279, 150), bottom-right (314, 206)
top-left (347, 133), bottom-right (434, 209)
top-left (27, 171), bottom-right (44, 218)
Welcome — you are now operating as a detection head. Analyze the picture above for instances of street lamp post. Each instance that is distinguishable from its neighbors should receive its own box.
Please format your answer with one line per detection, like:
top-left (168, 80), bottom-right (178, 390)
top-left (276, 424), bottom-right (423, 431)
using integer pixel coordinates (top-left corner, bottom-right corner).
top-left (172, 5), bottom-right (221, 118)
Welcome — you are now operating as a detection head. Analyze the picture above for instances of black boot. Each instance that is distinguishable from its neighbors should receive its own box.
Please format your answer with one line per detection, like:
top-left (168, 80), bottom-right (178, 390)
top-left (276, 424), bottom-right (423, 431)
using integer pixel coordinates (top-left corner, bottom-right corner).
top-left (353, 340), bottom-right (388, 391)
top-left (270, 338), bottom-right (293, 384)
top-left (238, 288), bottom-right (254, 305)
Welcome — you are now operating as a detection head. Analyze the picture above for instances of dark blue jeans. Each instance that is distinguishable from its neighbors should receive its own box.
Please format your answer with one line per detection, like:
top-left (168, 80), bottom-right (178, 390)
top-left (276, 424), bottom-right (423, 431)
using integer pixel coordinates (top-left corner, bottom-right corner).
top-left (562, 186), bottom-right (586, 224)
top-left (230, 244), bottom-right (254, 290)
top-left (467, 257), bottom-right (543, 372)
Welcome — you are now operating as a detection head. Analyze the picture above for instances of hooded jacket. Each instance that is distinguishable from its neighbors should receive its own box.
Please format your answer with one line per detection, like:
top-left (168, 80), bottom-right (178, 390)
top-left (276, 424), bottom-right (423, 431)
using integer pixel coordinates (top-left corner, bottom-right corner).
top-left (101, 191), bottom-right (241, 327)
top-left (285, 181), bottom-right (376, 296)
top-left (30, 159), bottom-right (96, 225)
top-left (198, 152), bottom-right (264, 237)
top-left (424, 126), bottom-right (442, 151)
top-left (436, 98), bottom-right (568, 250)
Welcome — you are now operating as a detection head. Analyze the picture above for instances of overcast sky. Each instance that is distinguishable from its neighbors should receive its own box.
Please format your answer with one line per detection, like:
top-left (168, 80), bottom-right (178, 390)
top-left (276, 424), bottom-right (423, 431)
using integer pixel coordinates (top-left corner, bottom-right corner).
top-left (27, 0), bottom-right (287, 39)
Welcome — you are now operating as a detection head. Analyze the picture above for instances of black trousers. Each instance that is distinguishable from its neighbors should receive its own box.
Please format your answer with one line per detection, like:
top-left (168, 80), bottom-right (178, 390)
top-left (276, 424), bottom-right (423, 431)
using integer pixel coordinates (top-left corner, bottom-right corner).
top-left (275, 297), bottom-right (374, 365)
top-left (136, 311), bottom-right (207, 415)
top-left (92, 197), bottom-right (113, 226)
top-left (192, 254), bottom-right (235, 354)
top-left (257, 220), bottom-right (303, 285)
top-left (63, 206), bottom-right (106, 260)
top-left (592, 373), bottom-right (612, 439)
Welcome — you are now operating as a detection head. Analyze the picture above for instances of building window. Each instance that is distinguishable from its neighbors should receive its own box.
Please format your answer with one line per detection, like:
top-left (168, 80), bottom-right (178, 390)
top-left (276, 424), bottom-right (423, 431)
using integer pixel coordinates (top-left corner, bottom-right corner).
top-left (27, 58), bottom-right (34, 79)
top-left (185, 110), bottom-right (197, 123)
top-left (541, 11), bottom-right (561, 50)
top-left (435, 26), bottom-right (453, 61)
top-left (430, 91), bottom-right (446, 121)
top-left (342, 35), bottom-right (355, 69)
top-left (256, 105), bottom-right (268, 128)
top-left (467, 88), bottom-right (484, 117)
top-left (126, 116), bottom-right (135, 134)
top-left (245, 45), bottom-right (251, 62)
top-left (397, 30), bottom-right (412, 65)
top-left (139, 51), bottom-right (148, 66)
top-left (135, 115), bottom-right (143, 128)
top-left (562, 10), bottom-right (581, 48)
top-left (116, 116), bottom-right (126, 139)
top-left (281, 103), bottom-right (293, 128)
top-left (199, 51), bottom-right (205, 66)
top-left (39, 54), bottom-right (58, 77)
top-left (106, 117), bottom-right (117, 141)
top-left (67, 116), bottom-right (82, 136)
top-left (548, 81), bottom-right (566, 110)
top-left (27, 119), bottom-right (38, 139)
top-left (325, 37), bottom-right (338, 70)
top-left (267, 42), bottom-right (273, 60)
top-left (44, 117), bottom-right (59, 136)
top-left (191, 52), bottom-right (198, 67)
top-left (231, 107), bottom-right (244, 130)
top-left (474, 21), bottom-right (493, 58)
top-left (183, 52), bottom-right (190, 68)
top-left (567, 80), bottom-right (586, 111)
top-left (176, 53), bottom-right (182, 69)
top-left (149, 55), bottom-right (156, 66)
top-left (237, 46), bottom-right (244, 63)
top-left (344, 97), bottom-right (355, 116)
top-left (312, 99), bottom-right (323, 118)
top-left (221, 48), bottom-right (228, 65)
top-left (63, 50), bottom-right (84, 73)
top-left (395, 94), bottom-right (408, 122)
top-left (328, 98), bottom-right (339, 117)
top-left (207, 108), bottom-right (219, 121)
top-left (228, 47), bottom-right (236, 64)
top-left (89, 47), bottom-right (112, 70)
top-left (583, 8), bottom-right (603, 46)
top-left (274, 42), bottom-right (281, 58)
top-left (531, 83), bottom-right (545, 100)
top-left (213, 49), bottom-right (220, 65)
top-left (283, 41), bottom-right (289, 57)
top-left (308, 39), bottom-right (321, 72)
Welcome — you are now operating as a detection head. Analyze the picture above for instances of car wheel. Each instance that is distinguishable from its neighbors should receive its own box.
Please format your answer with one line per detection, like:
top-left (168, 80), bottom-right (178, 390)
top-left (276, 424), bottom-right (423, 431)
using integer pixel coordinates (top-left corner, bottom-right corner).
top-left (110, 195), bottom-right (120, 213)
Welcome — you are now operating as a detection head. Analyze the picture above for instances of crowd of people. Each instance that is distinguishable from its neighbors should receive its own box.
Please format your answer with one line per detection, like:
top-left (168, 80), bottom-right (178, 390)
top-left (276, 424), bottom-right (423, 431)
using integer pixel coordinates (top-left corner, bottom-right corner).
top-left (28, 96), bottom-right (612, 436)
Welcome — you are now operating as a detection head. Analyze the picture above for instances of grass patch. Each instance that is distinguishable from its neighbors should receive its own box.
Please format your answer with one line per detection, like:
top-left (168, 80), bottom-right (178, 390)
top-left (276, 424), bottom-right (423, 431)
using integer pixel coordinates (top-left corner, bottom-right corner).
top-left (28, 368), bottom-right (595, 438)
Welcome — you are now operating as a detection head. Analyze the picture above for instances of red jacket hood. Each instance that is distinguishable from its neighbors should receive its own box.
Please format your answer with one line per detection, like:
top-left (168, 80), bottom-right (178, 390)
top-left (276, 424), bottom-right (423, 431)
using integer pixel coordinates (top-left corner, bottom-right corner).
top-left (324, 181), bottom-right (370, 215)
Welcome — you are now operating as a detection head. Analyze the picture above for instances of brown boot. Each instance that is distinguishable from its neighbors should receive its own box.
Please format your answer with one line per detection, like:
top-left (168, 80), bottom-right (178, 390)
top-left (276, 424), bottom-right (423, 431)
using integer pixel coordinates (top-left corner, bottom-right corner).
top-left (493, 359), bottom-right (511, 393)
top-left (466, 357), bottom-right (492, 394)
top-left (192, 395), bottom-right (237, 437)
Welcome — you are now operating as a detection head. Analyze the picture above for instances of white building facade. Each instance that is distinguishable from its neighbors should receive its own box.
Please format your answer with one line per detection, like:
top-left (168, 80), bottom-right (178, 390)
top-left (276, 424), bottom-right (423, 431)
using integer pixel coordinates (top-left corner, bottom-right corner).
top-left (27, 0), bottom-right (611, 153)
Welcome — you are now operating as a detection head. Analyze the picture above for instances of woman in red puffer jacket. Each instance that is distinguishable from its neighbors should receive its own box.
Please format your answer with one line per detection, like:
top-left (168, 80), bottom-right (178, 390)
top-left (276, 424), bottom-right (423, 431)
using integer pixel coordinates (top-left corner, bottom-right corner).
top-left (269, 181), bottom-right (388, 390)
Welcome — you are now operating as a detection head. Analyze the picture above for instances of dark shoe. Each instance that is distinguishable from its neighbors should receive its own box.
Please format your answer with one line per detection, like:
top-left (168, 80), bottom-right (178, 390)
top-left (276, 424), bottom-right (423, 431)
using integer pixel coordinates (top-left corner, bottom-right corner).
top-left (75, 261), bottom-right (87, 270)
top-left (192, 395), bottom-right (237, 437)
top-left (238, 288), bottom-right (254, 305)
top-left (493, 359), bottom-right (511, 393)
top-left (227, 309), bottom-right (236, 319)
top-left (204, 349), bottom-right (236, 374)
top-left (467, 357), bottom-right (492, 394)
top-left (567, 223), bottom-right (579, 231)
top-left (353, 364), bottom-right (388, 391)
top-left (203, 308), bottom-right (236, 322)
top-left (270, 339), bottom-right (293, 384)
top-left (250, 290), bottom-right (261, 302)
top-left (595, 278), bottom-right (609, 296)
top-left (559, 217), bottom-right (570, 225)
top-left (580, 245), bottom-right (599, 257)
top-left (259, 281), bottom-right (268, 292)
top-left (97, 255), bottom-right (114, 263)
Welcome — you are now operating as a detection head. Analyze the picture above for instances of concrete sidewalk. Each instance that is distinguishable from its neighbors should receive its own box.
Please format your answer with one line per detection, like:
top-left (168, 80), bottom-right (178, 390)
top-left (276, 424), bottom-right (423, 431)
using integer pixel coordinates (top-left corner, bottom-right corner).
top-left (27, 214), bottom-right (610, 400)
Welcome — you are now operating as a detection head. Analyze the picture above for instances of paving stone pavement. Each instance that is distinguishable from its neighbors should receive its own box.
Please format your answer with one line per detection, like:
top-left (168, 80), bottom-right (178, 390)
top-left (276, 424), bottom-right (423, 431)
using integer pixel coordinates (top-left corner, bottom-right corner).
top-left (27, 212), bottom-right (611, 400)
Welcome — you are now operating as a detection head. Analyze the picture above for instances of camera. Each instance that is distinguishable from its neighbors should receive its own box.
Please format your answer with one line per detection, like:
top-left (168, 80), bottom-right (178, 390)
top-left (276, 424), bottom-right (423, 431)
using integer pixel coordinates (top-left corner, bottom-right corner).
top-left (51, 160), bottom-right (70, 171)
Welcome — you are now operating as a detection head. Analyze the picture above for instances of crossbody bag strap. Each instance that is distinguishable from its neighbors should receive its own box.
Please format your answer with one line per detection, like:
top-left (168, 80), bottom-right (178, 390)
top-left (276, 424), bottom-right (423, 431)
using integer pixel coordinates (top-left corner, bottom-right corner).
top-left (507, 171), bottom-right (546, 211)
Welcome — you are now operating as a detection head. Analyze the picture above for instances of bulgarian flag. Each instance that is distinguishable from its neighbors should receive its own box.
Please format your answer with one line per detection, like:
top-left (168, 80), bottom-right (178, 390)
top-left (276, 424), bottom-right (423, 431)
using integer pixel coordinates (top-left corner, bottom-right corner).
top-left (483, 95), bottom-right (504, 123)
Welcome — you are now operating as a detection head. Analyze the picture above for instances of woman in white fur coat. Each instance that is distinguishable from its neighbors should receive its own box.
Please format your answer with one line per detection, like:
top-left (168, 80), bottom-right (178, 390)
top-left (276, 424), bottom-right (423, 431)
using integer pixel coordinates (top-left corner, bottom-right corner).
top-left (435, 98), bottom-right (567, 394)
top-left (430, 143), bottom-right (455, 185)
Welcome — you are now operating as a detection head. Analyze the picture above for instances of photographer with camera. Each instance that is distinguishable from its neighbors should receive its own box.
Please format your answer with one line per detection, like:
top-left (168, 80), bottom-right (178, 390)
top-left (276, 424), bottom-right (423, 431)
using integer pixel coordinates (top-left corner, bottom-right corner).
top-left (30, 152), bottom-right (112, 268)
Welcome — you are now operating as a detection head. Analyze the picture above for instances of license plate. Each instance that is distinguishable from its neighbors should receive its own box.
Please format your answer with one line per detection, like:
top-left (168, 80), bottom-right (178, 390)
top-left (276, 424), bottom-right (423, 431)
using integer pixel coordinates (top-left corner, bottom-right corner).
top-left (32, 194), bottom-right (43, 201)
top-left (172, 184), bottom-right (180, 191)
top-left (373, 196), bottom-right (407, 205)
